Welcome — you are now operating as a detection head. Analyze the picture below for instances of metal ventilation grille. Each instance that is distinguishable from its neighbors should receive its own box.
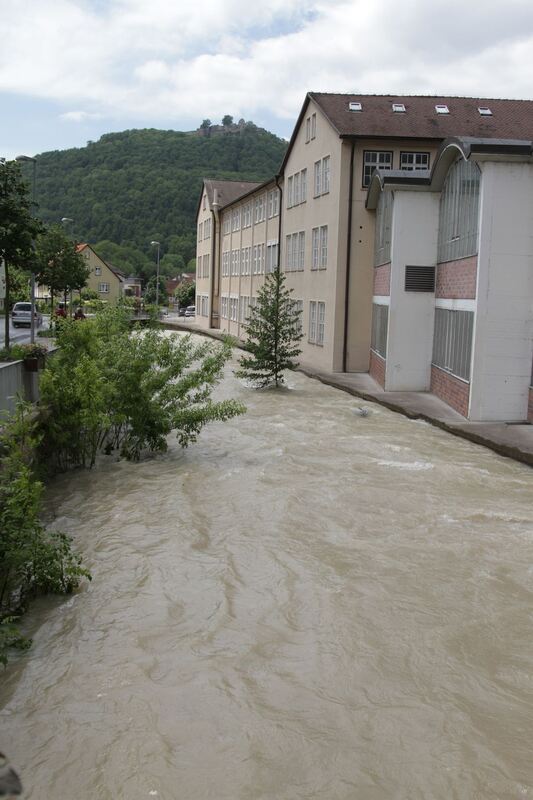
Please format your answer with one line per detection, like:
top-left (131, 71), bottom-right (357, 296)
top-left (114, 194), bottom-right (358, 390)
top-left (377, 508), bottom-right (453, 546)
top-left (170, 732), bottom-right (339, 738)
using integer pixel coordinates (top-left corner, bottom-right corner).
top-left (404, 265), bottom-right (435, 292)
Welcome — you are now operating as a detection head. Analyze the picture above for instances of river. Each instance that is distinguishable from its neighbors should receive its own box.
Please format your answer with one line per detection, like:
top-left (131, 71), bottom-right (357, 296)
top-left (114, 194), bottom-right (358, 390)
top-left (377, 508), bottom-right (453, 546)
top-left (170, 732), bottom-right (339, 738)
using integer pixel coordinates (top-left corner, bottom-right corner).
top-left (1, 341), bottom-right (533, 799)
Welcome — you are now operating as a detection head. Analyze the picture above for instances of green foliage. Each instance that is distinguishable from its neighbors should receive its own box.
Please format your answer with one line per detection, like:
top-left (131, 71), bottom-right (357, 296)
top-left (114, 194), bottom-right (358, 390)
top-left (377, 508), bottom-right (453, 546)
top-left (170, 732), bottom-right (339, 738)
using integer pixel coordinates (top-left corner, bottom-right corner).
top-left (35, 224), bottom-right (90, 297)
top-left (236, 270), bottom-right (303, 388)
top-left (144, 275), bottom-right (168, 305)
top-left (37, 308), bottom-right (245, 469)
top-left (0, 403), bottom-right (90, 665)
top-left (0, 160), bottom-right (43, 349)
top-left (160, 252), bottom-right (185, 276)
top-left (19, 126), bottom-right (287, 268)
top-left (174, 282), bottom-right (196, 308)
top-left (8, 266), bottom-right (31, 303)
top-left (0, 342), bottom-right (47, 362)
top-left (222, 115), bottom-right (234, 127)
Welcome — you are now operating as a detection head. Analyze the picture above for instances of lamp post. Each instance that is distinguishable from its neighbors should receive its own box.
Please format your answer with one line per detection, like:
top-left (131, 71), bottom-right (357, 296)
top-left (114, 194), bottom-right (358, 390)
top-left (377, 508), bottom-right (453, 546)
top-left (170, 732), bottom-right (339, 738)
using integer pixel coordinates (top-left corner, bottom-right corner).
top-left (150, 241), bottom-right (160, 311)
top-left (15, 155), bottom-right (37, 343)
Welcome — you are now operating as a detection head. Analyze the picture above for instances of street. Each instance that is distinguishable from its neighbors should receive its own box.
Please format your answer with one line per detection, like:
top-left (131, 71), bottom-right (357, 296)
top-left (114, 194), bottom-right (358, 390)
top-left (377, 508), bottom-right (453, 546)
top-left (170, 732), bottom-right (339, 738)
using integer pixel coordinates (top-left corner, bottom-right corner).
top-left (0, 315), bottom-right (50, 347)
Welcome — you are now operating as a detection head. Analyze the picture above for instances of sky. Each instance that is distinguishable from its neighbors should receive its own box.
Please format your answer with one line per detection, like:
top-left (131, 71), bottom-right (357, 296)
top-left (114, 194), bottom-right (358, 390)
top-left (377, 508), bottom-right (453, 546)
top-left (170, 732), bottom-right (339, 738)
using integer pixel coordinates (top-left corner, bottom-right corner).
top-left (1, 0), bottom-right (533, 159)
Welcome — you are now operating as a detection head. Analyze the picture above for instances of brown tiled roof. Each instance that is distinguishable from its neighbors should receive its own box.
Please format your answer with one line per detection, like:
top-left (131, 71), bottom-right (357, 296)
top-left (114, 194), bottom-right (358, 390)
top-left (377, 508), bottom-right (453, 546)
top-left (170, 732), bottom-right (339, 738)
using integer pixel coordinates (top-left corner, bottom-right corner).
top-left (204, 179), bottom-right (261, 209)
top-left (310, 93), bottom-right (533, 140)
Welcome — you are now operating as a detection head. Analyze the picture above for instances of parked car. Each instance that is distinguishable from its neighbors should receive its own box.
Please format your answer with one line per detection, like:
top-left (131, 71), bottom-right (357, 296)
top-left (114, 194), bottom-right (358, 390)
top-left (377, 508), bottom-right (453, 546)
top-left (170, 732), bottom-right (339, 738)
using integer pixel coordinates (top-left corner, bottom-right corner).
top-left (11, 302), bottom-right (43, 328)
top-left (184, 305), bottom-right (196, 318)
top-left (177, 307), bottom-right (186, 317)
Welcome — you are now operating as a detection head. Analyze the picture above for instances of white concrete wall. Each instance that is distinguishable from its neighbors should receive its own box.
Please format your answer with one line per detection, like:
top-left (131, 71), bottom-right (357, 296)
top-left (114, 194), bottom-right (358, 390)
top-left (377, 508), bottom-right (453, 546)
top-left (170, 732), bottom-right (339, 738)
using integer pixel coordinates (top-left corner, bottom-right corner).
top-left (469, 161), bottom-right (533, 421)
top-left (385, 191), bottom-right (440, 391)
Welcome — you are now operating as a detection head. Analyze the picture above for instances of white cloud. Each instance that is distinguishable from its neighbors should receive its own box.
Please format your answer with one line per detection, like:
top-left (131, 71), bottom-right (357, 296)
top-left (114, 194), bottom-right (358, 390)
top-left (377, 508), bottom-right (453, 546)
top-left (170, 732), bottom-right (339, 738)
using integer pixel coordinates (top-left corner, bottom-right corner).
top-left (1, 0), bottom-right (533, 130)
top-left (60, 111), bottom-right (103, 122)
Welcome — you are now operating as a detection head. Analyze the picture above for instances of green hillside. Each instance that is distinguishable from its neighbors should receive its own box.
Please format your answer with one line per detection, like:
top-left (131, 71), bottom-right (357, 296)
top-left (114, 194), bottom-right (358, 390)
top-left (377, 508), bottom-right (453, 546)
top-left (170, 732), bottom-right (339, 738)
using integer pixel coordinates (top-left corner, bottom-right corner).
top-left (24, 123), bottom-right (287, 279)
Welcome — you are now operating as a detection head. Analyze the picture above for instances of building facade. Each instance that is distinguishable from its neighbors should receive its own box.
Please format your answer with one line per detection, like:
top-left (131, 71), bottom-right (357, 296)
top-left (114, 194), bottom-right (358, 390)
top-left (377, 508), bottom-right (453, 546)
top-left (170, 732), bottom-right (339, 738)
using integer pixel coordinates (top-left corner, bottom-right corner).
top-left (77, 244), bottom-right (124, 304)
top-left (196, 94), bottom-right (533, 421)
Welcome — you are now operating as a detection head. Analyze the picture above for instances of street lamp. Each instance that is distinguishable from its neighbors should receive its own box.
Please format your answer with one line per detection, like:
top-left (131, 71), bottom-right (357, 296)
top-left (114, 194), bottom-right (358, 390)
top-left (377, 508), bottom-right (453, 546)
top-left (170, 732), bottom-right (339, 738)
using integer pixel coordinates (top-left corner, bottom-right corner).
top-left (15, 155), bottom-right (37, 344)
top-left (150, 241), bottom-right (160, 310)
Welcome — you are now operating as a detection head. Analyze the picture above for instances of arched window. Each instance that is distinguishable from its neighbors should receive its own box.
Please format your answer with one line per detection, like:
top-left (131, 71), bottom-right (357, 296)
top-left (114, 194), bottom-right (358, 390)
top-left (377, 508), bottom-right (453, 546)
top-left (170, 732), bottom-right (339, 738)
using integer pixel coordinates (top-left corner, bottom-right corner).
top-left (374, 190), bottom-right (393, 267)
top-left (437, 158), bottom-right (480, 263)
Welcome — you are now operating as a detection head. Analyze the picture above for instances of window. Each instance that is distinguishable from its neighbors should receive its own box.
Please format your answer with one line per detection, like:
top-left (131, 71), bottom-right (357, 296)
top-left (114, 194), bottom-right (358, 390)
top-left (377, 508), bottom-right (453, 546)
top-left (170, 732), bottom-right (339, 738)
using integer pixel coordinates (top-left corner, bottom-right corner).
top-left (311, 113), bottom-right (316, 139)
top-left (312, 228), bottom-right (319, 270)
top-left (311, 226), bottom-right (328, 269)
top-left (371, 303), bottom-right (388, 358)
top-left (478, 107), bottom-right (492, 116)
top-left (392, 103), bottom-right (406, 112)
top-left (198, 295), bottom-right (208, 316)
top-left (229, 297), bottom-right (238, 322)
top-left (437, 158), bottom-right (480, 263)
top-left (95, 266), bottom-right (102, 276)
top-left (292, 299), bottom-right (303, 333)
top-left (435, 104), bottom-right (449, 114)
top-left (252, 244), bottom-right (265, 274)
top-left (254, 195), bottom-right (265, 223)
top-left (432, 308), bottom-right (474, 381)
top-left (349, 102), bottom-right (362, 112)
top-left (317, 302), bottom-right (325, 346)
top-left (266, 242), bottom-right (278, 273)
top-left (268, 190), bottom-right (279, 218)
top-left (305, 117), bottom-right (311, 143)
top-left (294, 172), bottom-right (300, 206)
top-left (203, 194), bottom-right (206, 210)
top-left (322, 157), bottom-right (330, 194)
top-left (222, 216), bottom-right (230, 235)
top-left (243, 203), bottom-right (252, 228)
top-left (204, 217), bottom-right (211, 239)
top-left (400, 152), bottom-right (430, 171)
top-left (98, 282), bottom-right (109, 293)
top-left (309, 301), bottom-right (317, 342)
top-left (232, 209), bottom-right (240, 232)
top-left (314, 158), bottom-right (330, 196)
top-left (239, 295), bottom-right (250, 323)
top-left (197, 222), bottom-right (203, 242)
top-left (363, 151), bottom-right (393, 188)
top-left (221, 296), bottom-right (228, 319)
top-left (287, 171), bottom-right (306, 208)
top-left (314, 161), bottom-right (321, 197)
top-left (374, 191), bottom-right (393, 267)
top-left (308, 300), bottom-right (325, 344)
top-left (202, 253), bottom-right (210, 279)
top-left (231, 249), bottom-right (240, 276)
top-left (285, 232), bottom-right (305, 272)
top-left (222, 251), bottom-right (229, 277)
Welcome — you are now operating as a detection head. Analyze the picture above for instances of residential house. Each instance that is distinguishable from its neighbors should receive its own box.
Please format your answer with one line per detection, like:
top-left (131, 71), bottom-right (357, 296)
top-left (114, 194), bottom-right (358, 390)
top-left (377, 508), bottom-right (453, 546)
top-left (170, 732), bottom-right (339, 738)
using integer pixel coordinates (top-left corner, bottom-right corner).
top-left (77, 243), bottom-right (124, 303)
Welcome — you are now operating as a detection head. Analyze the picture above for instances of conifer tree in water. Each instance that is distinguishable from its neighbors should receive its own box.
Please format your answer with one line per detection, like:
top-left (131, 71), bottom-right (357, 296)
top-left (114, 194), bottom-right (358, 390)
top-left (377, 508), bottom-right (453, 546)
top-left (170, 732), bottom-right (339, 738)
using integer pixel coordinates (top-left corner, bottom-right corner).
top-left (236, 269), bottom-right (303, 387)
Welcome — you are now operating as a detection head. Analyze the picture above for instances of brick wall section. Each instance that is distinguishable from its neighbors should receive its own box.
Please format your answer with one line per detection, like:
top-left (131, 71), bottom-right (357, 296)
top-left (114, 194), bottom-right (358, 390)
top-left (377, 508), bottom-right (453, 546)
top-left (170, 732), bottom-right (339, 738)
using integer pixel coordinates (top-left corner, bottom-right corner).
top-left (369, 350), bottom-right (386, 388)
top-left (528, 388), bottom-right (533, 423)
top-left (373, 263), bottom-right (391, 296)
top-left (431, 365), bottom-right (470, 417)
top-left (436, 256), bottom-right (477, 299)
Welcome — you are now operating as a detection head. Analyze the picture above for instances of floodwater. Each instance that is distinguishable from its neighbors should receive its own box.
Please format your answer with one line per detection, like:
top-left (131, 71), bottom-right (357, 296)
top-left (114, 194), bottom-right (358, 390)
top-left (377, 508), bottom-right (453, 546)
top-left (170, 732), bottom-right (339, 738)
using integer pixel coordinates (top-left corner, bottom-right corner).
top-left (1, 337), bottom-right (533, 799)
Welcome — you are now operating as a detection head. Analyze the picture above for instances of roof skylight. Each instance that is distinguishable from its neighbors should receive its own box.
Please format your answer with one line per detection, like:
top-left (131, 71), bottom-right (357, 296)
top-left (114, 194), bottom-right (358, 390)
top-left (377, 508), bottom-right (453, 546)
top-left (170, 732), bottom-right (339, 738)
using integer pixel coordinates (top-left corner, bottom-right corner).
top-left (392, 103), bottom-right (406, 112)
top-left (349, 102), bottom-right (362, 112)
top-left (478, 107), bottom-right (493, 116)
top-left (435, 104), bottom-right (450, 114)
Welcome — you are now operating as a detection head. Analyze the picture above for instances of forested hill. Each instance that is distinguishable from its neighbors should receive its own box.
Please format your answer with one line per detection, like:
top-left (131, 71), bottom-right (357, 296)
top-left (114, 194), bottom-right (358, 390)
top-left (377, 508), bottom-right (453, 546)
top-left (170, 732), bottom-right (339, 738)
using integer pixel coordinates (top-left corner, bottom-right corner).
top-left (27, 124), bottom-right (287, 279)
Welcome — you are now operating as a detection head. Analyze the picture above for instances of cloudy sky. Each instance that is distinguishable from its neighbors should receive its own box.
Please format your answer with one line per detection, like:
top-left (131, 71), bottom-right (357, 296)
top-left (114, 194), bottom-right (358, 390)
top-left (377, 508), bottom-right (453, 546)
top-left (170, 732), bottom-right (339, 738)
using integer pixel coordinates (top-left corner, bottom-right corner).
top-left (1, 0), bottom-right (533, 158)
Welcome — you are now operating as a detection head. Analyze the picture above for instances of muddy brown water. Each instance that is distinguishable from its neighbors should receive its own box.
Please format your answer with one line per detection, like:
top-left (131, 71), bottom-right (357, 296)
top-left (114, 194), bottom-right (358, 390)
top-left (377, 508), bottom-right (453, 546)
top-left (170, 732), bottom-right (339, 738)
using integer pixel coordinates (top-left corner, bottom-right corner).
top-left (1, 339), bottom-right (533, 799)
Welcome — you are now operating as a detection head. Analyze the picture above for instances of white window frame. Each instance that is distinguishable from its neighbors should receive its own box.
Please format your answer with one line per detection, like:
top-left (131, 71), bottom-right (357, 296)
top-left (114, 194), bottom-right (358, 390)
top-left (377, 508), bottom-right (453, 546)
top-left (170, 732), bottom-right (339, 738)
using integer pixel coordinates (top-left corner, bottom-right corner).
top-left (311, 113), bottom-right (316, 139)
top-left (317, 302), bottom-right (325, 346)
top-left (314, 161), bottom-right (321, 197)
top-left (98, 282), bottom-right (109, 293)
top-left (309, 301), bottom-right (317, 342)
top-left (322, 156), bottom-right (330, 194)
top-left (362, 150), bottom-right (393, 188)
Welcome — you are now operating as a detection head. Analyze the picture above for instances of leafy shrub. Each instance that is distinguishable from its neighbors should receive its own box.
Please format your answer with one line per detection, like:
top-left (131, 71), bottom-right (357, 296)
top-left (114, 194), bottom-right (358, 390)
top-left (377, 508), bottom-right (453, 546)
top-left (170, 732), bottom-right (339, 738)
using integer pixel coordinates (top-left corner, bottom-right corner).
top-left (37, 307), bottom-right (245, 469)
top-left (0, 403), bottom-right (91, 665)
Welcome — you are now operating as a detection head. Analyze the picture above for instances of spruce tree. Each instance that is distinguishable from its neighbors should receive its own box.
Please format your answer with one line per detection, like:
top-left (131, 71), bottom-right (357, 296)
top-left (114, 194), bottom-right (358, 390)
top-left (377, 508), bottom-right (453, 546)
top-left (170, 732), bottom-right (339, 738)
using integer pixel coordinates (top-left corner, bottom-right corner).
top-left (236, 269), bottom-right (303, 388)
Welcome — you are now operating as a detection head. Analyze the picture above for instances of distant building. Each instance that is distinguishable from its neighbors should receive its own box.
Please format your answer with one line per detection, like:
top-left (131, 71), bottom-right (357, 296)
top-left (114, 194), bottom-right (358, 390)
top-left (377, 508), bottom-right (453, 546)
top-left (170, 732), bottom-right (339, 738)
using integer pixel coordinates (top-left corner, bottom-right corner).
top-left (76, 243), bottom-right (124, 303)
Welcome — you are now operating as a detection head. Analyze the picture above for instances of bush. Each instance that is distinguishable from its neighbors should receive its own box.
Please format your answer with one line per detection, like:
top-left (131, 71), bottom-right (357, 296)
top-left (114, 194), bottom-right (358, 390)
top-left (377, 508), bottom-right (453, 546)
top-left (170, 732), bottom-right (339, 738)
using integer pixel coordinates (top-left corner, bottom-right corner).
top-left (0, 403), bottom-right (91, 666)
top-left (37, 307), bottom-right (245, 469)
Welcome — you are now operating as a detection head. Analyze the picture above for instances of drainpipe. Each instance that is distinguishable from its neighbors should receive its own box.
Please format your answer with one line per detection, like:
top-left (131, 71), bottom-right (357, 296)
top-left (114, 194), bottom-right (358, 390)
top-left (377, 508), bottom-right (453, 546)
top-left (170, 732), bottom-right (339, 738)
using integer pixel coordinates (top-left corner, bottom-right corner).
top-left (210, 189), bottom-right (219, 327)
top-left (342, 141), bottom-right (356, 372)
top-left (275, 174), bottom-right (283, 272)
